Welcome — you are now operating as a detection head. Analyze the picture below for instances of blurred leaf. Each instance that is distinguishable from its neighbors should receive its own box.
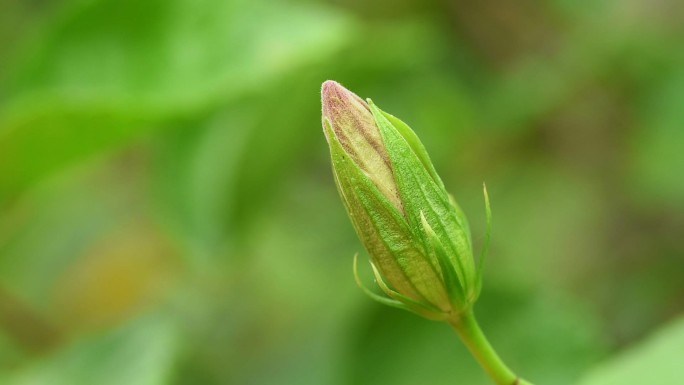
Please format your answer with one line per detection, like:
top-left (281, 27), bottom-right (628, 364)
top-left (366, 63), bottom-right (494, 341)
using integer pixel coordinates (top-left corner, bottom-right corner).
top-left (0, 313), bottom-right (179, 385)
top-left (577, 315), bottom-right (684, 385)
top-left (0, 0), bottom-right (356, 201)
top-left (150, 108), bottom-right (255, 268)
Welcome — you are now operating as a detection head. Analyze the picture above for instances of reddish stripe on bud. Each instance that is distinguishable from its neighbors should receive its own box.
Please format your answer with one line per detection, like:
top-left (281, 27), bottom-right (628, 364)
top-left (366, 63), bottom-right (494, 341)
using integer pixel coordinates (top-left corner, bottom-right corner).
top-left (321, 80), bottom-right (402, 212)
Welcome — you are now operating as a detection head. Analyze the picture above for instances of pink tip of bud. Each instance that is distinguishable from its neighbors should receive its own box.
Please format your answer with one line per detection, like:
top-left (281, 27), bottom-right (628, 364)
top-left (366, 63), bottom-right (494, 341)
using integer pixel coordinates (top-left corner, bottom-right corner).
top-left (320, 80), bottom-right (403, 212)
top-left (321, 80), bottom-right (370, 123)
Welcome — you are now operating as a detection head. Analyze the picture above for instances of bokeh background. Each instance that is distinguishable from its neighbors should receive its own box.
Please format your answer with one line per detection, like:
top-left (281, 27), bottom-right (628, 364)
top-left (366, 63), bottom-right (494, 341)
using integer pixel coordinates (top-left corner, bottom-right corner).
top-left (1, 0), bottom-right (683, 384)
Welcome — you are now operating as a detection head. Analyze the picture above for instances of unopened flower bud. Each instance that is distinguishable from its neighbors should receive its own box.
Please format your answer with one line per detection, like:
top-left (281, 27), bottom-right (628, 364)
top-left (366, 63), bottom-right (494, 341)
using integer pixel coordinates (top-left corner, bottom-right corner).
top-left (321, 80), bottom-right (489, 320)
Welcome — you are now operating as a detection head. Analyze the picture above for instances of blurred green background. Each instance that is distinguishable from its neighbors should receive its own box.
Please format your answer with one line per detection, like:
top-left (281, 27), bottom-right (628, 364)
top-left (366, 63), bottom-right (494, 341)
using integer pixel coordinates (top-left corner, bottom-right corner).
top-left (1, 0), bottom-right (683, 384)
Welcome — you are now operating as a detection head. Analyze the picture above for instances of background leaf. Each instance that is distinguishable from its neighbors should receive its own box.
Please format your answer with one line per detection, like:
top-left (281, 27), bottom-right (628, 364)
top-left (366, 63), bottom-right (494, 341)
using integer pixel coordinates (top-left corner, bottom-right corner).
top-left (577, 315), bottom-right (684, 385)
top-left (0, 0), bottom-right (356, 201)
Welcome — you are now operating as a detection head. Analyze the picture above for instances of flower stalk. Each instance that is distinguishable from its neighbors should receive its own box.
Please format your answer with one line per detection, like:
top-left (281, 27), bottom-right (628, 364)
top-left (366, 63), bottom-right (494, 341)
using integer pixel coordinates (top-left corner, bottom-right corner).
top-left (449, 311), bottom-right (533, 385)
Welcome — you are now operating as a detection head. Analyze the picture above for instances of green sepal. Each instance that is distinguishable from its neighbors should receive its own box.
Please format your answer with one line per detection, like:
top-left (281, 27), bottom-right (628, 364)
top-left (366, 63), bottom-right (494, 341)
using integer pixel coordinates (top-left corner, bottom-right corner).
top-left (325, 119), bottom-right (448, 309)
top-left (368, 100), bottom-right (475, 291)
top-left (368, 259), bottom-right (446, 320)
top-left (376, 107), bottom-right (445, 191)
top-left (420, 211), bottom-right (468, 310)
top-left (352, 254), bottom-right (413, 312)
top-left (475, 183), bottom-right (492, 298)
top-left (353, 254), bottom-right (446, 320)
top-left (325, 120), bottom-right (420, 300)
top-left (449, 193), bottom-right (472, 248)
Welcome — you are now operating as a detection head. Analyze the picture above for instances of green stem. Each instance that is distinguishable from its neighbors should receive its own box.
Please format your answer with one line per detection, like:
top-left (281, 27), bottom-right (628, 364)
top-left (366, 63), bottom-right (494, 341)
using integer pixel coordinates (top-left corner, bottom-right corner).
top-left (448, 310), bottom-right (533, 385)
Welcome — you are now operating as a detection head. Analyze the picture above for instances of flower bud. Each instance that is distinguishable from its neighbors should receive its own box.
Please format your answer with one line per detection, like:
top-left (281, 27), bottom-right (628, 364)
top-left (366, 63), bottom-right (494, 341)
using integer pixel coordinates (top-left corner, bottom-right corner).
top-left (321, 80), bottom-right (488, 320)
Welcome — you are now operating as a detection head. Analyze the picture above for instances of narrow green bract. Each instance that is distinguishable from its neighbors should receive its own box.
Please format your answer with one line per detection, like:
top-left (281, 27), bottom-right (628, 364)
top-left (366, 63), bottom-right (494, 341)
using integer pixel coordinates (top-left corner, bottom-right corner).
top-left (321, 80), bottom-right (488, 321)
